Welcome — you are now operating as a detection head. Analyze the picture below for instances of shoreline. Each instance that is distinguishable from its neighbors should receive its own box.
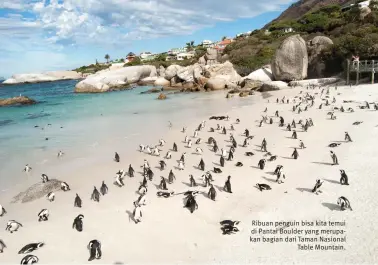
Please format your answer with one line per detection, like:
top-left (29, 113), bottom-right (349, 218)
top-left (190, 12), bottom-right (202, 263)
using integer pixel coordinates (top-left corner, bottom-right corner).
top-left (0, 84), bottom-right (378, 263)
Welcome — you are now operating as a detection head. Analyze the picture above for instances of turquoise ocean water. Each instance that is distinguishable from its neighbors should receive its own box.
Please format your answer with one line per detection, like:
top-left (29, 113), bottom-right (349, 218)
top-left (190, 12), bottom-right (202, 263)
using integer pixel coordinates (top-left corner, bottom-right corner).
top-left (0, 80), bottom-right (255, 190)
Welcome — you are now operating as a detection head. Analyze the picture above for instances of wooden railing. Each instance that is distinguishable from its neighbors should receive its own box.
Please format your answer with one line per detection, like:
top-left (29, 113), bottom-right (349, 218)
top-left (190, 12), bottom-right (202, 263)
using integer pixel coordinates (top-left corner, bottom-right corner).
top-left (347, 60), bottom-right (378, 85)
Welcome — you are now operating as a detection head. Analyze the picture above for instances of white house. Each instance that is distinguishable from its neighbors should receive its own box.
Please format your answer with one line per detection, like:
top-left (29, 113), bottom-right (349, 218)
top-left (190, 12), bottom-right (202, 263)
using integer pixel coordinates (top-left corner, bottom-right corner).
top-left (176, 52), bottom-right (195, 61)
top-left (140, 52), bottom-right (153, 59)
top-left (283, 27), bottom-right (295, 34)
top-left (202, 40), bottom-right (213, 47)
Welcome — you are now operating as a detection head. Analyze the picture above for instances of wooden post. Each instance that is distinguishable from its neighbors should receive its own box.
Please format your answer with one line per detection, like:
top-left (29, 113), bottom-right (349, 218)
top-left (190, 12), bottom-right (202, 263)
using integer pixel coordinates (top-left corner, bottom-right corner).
top-left (372, 60), bottom-right (375, 84)
top-left (347, 60), bottom-right (350, 85)
top-left (356, 61), bottom-right (360, 86)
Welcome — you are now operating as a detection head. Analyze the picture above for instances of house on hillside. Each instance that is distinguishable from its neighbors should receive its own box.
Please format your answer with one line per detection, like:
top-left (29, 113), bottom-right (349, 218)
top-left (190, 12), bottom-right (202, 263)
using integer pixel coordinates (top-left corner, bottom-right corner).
top-left (341, 0), bottom-right (371, 12)
top-left (283, 27), bottom-right (295, 34)
top-left (214, 39), bottom-right (233, 52)
top-left (126, 52), bottom-right (136, 62)
top-left (140, 52), bottom-right (153, 59)
top-left (176, 52), bottom-right (195, 61)
top-left (202, 40), bottom-right (214, 47)
top-left (168, 47), bottom-right (187, 55)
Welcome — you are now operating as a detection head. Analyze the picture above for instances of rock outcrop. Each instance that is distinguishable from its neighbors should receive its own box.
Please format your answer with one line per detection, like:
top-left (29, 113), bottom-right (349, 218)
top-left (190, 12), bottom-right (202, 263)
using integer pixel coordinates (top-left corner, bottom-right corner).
top-left (157, 93), bottom-right (167, 100)
top-left (204, 61), bottom-right (241, 84)
top-left (307, 36), bottom-right (334, 78)
top-left (198, 48), bottom-right (219, 66)
top-left (289, 77), bottom-right (340, 87)
top-left (0, 96), bottom-right (37, 106)
top-left (258, 81), bottom-right (289, 92)
top-left (3, 71), bottom-right (82, 85)
top-left (272, 35), bottom-right (308, 82)
top-left (75, 65), bottom-right (157, 93)
top-left (244, 67), bottom-right (273, 82)
top-left (164, 65), bottom-right (183, 80)
top-left (154, 77), bottom-right (170, 86)
top-left (205, 78), bottom-right (226, 90)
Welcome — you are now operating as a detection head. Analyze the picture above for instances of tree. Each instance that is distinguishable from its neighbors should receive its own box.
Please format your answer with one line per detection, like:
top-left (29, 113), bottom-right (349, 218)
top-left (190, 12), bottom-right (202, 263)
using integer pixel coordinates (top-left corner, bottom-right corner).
top-left (370, 0), bottom-right (378, 11)
top-left (104, 54), bottom-right (110, 63)
top-left (222, 36), bottom-right (227, 41)
top-left (95, 59), bottom-right (99, 65)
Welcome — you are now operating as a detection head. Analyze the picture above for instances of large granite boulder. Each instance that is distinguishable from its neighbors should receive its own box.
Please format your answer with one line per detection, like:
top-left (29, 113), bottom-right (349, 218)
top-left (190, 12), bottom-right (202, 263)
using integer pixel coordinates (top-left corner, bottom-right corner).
top-left (154, 77), bottom-right (170, 86)
top-left (0, 96), bottom-right (37, 106)
top-left (289, 78), bottom-right (340, 87)
top-left (272, 35), bottom-right (308, 82)
top-left (138, 76), bottom-right (158, 85)
top-left (258, 81), bottom-right (289, 92)
top-left (205, 61), bottom-right (241, 84)
top-left (205, 78), bottom-right (226, 90)
top-left (75, 65), bottom-right (156, 93)
top-left (158, 65), bottom-right (165, 77)
top-left (245, 67), bottom-right (273, 82)
top-left (164, 65), bottom-right (183, 80)
top-left (177, 64), bottom-right (204, 83)
top-left (241, 79), bottom-right (263, 90)
top-left (307, 36), bottom-right (334, 78)
top-left (3, 71), bottom-right (82, 85)
top-left (198, 48), bottom-right (219, 65)
top-left (198, 56), bottom-right (206, 65)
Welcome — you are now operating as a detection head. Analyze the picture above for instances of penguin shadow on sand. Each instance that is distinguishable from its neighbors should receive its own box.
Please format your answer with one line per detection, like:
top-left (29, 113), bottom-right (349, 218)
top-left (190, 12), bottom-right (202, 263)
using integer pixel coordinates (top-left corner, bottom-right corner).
top-left (266, 171), bottom-right (276, 176)
top-left (114, 262), bottom-right (124, 265)
top-left (311, 161), bottom-right (334, 166)
top-left (324, 179), bottom-right (340, 185)
top-left (250, 165), bottom-right (260, 169)
top-left (181, 181), bottom-right (192, 187)
top-left (322, 202), bottom-right (342, 211)
top-left (212, 162), bottom-right (222, 167)
top-left (125, 210), bottom-right (135, 223)
top-left (262, 176), bottom-right (276, 183)
top-left (281, 156), bottom-right (294, 160)
top-left (213, 184), bottom-right (224, 192)
top-left (296, 188), bottom-right (313, 193)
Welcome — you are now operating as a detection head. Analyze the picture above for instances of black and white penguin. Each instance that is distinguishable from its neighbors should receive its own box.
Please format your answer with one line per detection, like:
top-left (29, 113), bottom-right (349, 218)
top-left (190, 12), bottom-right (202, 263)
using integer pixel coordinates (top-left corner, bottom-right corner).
top-left (159, 160), bottom-right (167, 171)
top-left (133, 204), bottom-right (143, 224)
top-left (330, 151), bottom-right (339, 165)
top-left (0, 239), bottom-right (5, 253)
top-left (159, 177), bottom-right (168, 190)
top-left (291, 148), bottom-right (299, 160)
top-left (312, 179), bottom-right (324, 195)
top-left (0, 205), bottom-right (7, 216)
top-left (339, 169), bottom-right (349, 185)
top-left (189, 175), bottom-right (197, 187)
top-left (345, 132), bottom-right (352, 142)
top-left (18, 243), bottom-right (44, 254)
top-left (46, 192), bottom-right (55, 202)
top-left (128, 164), bottom-right (135, 178)
top-left (178, 161), bottom-right (185, 171)
top-left (337, 196), bottom-right (353, 211)
top-left (268, 155), bottom-right (277, 162)
top-left (224, 176), bottom-right (232, 193)
top-left (328, 143), bottom-right (341, 148)
top-left (115, 173), bottom-right (125, 187)
top-left (139, 144), bottom-right (145, 152)
top-left (274, 165), bottom-right (283, 175)
top-left (61, 182), bottom-right (70, 191)
top-left (100, 181), bottom-right (108, 195)
top-left (292, 130), bottom-right (297, 139)
top-left (195, 138), bottom-right (202, 144)
top-left (208, 184), bottom-right (217, 201)
top-left (134, 193), bottom-right (147, 206)
top-left (138, 183), bottom-right (148, 195)
top-left (41, 174), bottom-right (49, 183)
top-left (245, 152), bottom-right (254, 157)
top-left (57, 150), bottom-right (64, 158)
top-left (299, 140), bottom-right (306, 149)
top-left (235, 162), bottom-right (243, 167)
top-left (198, 158), bottom-right (205, 171)
top-left (220, 156), bottom-right (225, 167)
top-left (179, 152), bottom-right (186, 163)
top-left (168, 170), bottom-right (176, 184)
top-left (258, 159), bottom-right (266, 170)
top-left (114, 152), bottom-right (120, 162)
top-left (173, 142), bottom-right (178, 152)
top-left (214, 167), bottom-right (222, 173)
top-left (91, 187), bottom-right (100, 202)
top-left (88, 240), bottom-right (102, 261)
top-left (196, 147), bottom-right (203, 155)
top-left (23, 164), bottom-right (32, 173)
top-left (208, 137), bottom-right (215, 145)
top-left (72, 214), bottom-right (84, 232)
top-left (256, 183), bottom-right (271, 191)
top-left (37, 209), bottom-right (49, 222)
top-left (147, 168), bottom-right (154, 180)
top-left (184, 193), bottom-right (198, 214)
top-left (6, 220), bottom-right (23, 233)
top-left (244, 129), bottom-right (250, 137)
top-left (159, 139), bottom-right (166, 147)
top-left (20, 255), bottom-right (39, 264)
top-left (74, 194), bottom-right (82, 208)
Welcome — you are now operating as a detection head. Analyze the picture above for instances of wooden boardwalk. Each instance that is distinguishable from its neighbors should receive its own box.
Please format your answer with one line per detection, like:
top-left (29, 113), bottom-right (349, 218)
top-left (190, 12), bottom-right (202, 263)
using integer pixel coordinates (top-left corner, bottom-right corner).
top-left (347, 60), bottom-right (378, 85)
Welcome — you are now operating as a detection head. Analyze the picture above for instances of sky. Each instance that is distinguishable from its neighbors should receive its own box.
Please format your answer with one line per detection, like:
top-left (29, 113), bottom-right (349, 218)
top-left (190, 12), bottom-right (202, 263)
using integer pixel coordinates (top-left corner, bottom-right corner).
top-left (0, 0), bottom-right (296, 78)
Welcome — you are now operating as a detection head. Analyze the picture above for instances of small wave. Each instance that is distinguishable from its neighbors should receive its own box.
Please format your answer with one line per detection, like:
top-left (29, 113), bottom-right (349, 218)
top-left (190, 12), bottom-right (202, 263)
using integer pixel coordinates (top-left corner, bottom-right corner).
top-left (0, 119), bottom-right (15, 127)
top-left (26, 113), bottom-right (51, 119)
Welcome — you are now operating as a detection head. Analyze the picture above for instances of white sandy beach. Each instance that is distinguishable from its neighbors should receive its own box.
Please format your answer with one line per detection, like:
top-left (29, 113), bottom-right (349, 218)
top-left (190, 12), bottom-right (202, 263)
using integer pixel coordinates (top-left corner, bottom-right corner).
top-left (1, 84), bottom-right (378, 264)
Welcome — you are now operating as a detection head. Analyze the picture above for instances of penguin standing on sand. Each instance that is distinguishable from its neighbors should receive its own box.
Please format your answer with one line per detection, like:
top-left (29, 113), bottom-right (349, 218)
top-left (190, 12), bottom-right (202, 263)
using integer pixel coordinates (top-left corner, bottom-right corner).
top-left (0, 205), bottom-right (7, 216)
top-left (159, 177), bottom-right (168, 190)
top-left (227, 149), bottom-right (234, 161)
top-left (0, 239), bottom-right (6, 253)
top-left (345, 132), bottom-right (352, 142)
top-left (180, 152), bottom-right (186, 163)
top-left (337, 196), bottom-right (353, 211)
top-left (189, 175), bottom-right (197, 187)
top-left (134, 193), bottom-right (147, 206)
top-left (153, 147), bottom-right (160, 156)
top-left (23, 164), bottom-right (32, 173)
top-left (72, 214), bottom-right (84, 232)
top-left (195, 138), bottom-right (202, 144)
top-left (287, 124), bottom-right (291, 131)
top-left (167, 170), bottom-right (176, 184)
top-left (198, 158), bottom-right (205, 171)
top-left (91, 187), bottom-right (100, 202)
top-left (178, 161), bottom-right (185, 171)
top-left (87, 240), bottom-right (102, 261)
top-left (147, 168), bottom-right (154, 180)
top-left (256, 183), bottom-right (272, 191)
top-left (159, 139), bottom-right (166, 147)
top-left (128, 164), bottom-right (134, 178)
top-left (184, 193), bottom-right (198, 213)
top-left (340, 169), bottom-right (349, 185)
top-left (6, 220), bottom-right (23, 233)
top-left (46, 192), bottom-right (55, 202)
top-left (159, 160), bottom-right (167, 171)
top-left (196, 147), bottom-right (203, 154)
top-left (292, 130), bottom-right (297, 139)
top-left (61, 182), bottom-right (70, 191)
top-left (41, 174), bottom-right (49, 183)
top-left (291, 148), bottom-right (299, 160)
top-left (138, 183), bottom-right (147, 195)
top-left (38, 209), bottom-right (49, 221)
top-left (330, 151), bottom-right (339, 165)
top-left (133, 204), bottom-right (143, 224)
top-left (224, 176), bottom-right (232, 193)
top-left (208, 184), bottom-right (217, 200)
top-left (245, 129), bottom-right (250, 137)
top-left (74, 194), bottom-right (82, 208)
top-left (114, 152), bottom-right (120, 162)
top-left (20, 255), bottom-right (39, 264)
top-left (291, 120), bottom-right (296, 128)
top-left (258, 159), bottom-right (266, 170)
top-left (57, 151), bottom-right (64, 158)
top-left (100, 181), bottom-right (108, 195)
top-left (115, 172), bottom-right (125, 187)
top-left (220, 156), bottom-right (225, 167)
top-left (173, 142), bottom-right (178, 152)
top-left (312, 179), bottom-right (324, 195)
top-left (276, 169), bottom-right (285, 184)
top-left (299, 140), bottom-right (306, 149)
top-left (261, 138), bottom-right (267, 152)
top-left (165, 151), bottom-right (172, 159)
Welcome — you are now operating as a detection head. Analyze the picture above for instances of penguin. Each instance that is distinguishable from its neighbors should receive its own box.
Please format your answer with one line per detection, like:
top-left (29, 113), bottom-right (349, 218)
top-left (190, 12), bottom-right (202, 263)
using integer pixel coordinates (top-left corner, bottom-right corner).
top-left (128, 164), bottom-right (135, 177)
top-left (184, 135), bottom-right (189, 143)
top-left (184, 193), bottom-right (198, 214)
top-left (203, 174), bottom-right (211, 187)
top-left (18, 243), bottom-right (44, 254)
top-left (275, 110), bottom-right (279, 117)
top-left (269, 117), bottom-right (273, 124)
top-left (345, 132), bottom-right (352, 142)
top-left (189, 175), bottom-right (197, 187)
top-left (138, 183), bottom-right (148, 195)
top-left (208, 137), bottom-right (215, 144)
top-left (0, 205), bottom-right (7, 216)
top-left (142, 175), bottom-right (148, 187)
top-left (41, 174), bottom-right (49, 183)
top-left (256, 183), bottom-right (272, 191)
top-left (328, 143), bottom-right (341, 148)
top-left (198, 158), bottom-right (205, 171)
top-left (194, 130), bottom-right (199, 138)
top-left (88, 240), bottom-right (102, 261)
top-left (268, 155), bottom-right (277, 162)
top-left (37, 209), bottom-right (49, 222)
top-left (291, 148), bottom-right (299, 160)
top-left (299, 140), bottom-right (306, 149)
top-left (339, 169), bottom-right (349, 185)
top-left (187, 139), bottom-right (192, 148)
top-left (235, 162), bottom-right (243, 167)
top-left (0, 239), bottom-right (6, 253)
top-left (134, 193), bottom-right (147, 206)
top-left (159, 177), bottom-right (168, 190)
top-left (91, 187), bottom-right (100, 202)
top-left (230, 124), bottom-right (235, 131)
top-left (23, 164), bottom-right (32, 173)
top-left (165, 151), bottom-right (172, 159)
top-left (220, 156), bottom-right (225, 167)
top-left (337, 196), bottom-right (353, 211)
top-left (292, 130), bottom-right (297, 139)
top-left (115, 173), bottom-right (125, 187)
top-left (222, 127), bottom-right (227, 135)
top-left (147, 168), bottom-right (154, 181)
top-left (114, 152), bottom-right (120, 162)
top-left (61, 182), bottom-right (70, 191)
top-left (46, 192), bottom-right (55, 202)
top-left (221, 148), bottom-right (227, 158)
top-left (244, 129), bottom-right (250, 137)
top-left (133, 204), bottom-right (143, 224)
top-left (263, 107), bottom-right (267, 113)
top-left (20, 255), bottom-right (39, 264)
top-left (195, 138), bottom-right (202, 144)
top-left (57, 151), bottom-right (64, 158)
top-left (179, 152), bottom-right (186, 163)
top-left (236, 118), bottom-right (240, 123)
top-left (261, 138), bottom-right (267, 152)
top-left (210, 128), bottom-right (215, 132)
top-left (153, 147), bottom-right (160, 156)
top-left (100, 181), bottom-right (108, 195)
top-left (330, 151), bottom-right (339, 165)
top-left (178, 160), bottom-right (185, 171)
top-left (196, 147), bottom-right (203, 155)
top-left (173, 142), bottom-right (178, 152)
top-left (213, 143), bottom-right (219, 153)
top-left (74, 194), bottom-right (82, 208)
top-left (220, 220), bottom-right (240, 227)
top-left (245, 152), bottom-right (254, 157)
top-left (145, 146), bottom-right (152, 155)
top-left (276, 169), bottom-right (285, 184)
top-left (258, 159), bottom-right (266, 170)
top-left (6, 220), bottom-right (23, 233)
top-left (168, 170), bottom-right (176, 184)
top-left (279, 117), bottom-right (284, 127)
top-left (159, 139), bottom-right (166, 146)
top-left (159, 160), bottom-right (167, 171)
top-left (312, 179), bottom-right (324, 195)
top-left (274, 165), bottom-right (283, 175)
top-left (224, 176), bottom-right (232, 193)
top-left (208, 184), bottom-right (217, 201)
top-left (139, 144), bottom-right (145, 152)
top-left (348, 107), bottom-right (354, 112)
top-left (72, 214), bottom-right (84, 232)
top-left (242, 138), bottom-right (249, 147)
top-left (182, 126), bottom-right (187, 133)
